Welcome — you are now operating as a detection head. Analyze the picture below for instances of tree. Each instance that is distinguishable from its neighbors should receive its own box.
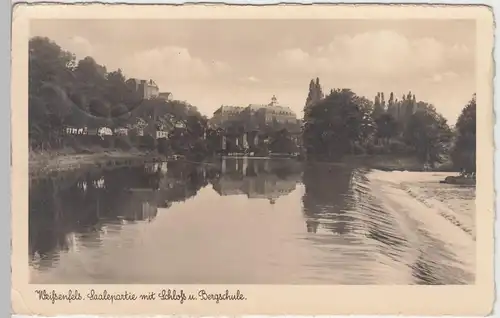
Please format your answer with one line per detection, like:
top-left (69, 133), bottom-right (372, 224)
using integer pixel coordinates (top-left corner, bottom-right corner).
top-left (372, 92), bottom-right (385, 119)
top-left (304, 77), bottom-right (324, 110)
top-left (404, 103), bottom-right (452, 166)
top-left (29, 37), bottom-right (77, 150)
top-left (355, 95), bottom-right (376, 145)
top-left (451, 94), bottom-right (476, 174)
top-left (89, 98), bottom-right (111, 119)
top-left (303, 89), bottom-right (372, 159)
top-left (375, 113), bottom-right (398, 144)
top-left (315, 77), bottom-right (324, 101)
top-left (29, 36), bottom-right (214, 157)
top-left (269, 129), bottom-right (298, 154)
top-left (29, 37), bottom-right (76, 95)
top-left (304, 79), bottom-right (315, 110)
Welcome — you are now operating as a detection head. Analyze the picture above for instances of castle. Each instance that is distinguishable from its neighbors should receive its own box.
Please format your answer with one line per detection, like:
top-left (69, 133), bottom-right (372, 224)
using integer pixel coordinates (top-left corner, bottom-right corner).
top-left (210, 96), bottom-right (298, 128)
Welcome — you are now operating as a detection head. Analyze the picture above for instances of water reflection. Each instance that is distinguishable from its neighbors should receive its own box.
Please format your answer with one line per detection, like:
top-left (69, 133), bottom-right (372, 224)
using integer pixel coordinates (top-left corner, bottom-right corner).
top-left (29, 159), bottom-right (475, 284)
top-left (29, 161), bottom-right (209, 271)
top-left (302, 164), bottom-right (355, 235)
top-left (211, 158), bottom-right (302, 203)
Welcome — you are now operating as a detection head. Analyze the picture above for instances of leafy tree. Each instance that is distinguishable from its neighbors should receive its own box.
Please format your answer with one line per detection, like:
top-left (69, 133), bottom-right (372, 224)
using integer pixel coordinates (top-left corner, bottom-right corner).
top-left (404, 103), bottom-right (452, 166)
top-left (304, 77), bottom-right (324, 110)
top-left (375, 113), bottom-right (398, 144)
top-left (304, 79), bottom-right (316, 110)
top-left (303, 89), bottom-right (373, 159)
top-left (29, 36), bottom-right (212, 158)
top-left (372, 92), bottom-right (385, 119)
top-left (269, 129), bottom-right (298, 154)
top-left (29, 37), bottom-right (76, 150)
top-left (451, 94), bottom-right (476, 174)
top-left (355, 95), bottom-right (376, 145)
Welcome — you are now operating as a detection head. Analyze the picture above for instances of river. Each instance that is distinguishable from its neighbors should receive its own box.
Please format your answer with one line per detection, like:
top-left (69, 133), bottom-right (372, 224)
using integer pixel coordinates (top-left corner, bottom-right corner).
top-left (29, 158), bottom-right (476, 284)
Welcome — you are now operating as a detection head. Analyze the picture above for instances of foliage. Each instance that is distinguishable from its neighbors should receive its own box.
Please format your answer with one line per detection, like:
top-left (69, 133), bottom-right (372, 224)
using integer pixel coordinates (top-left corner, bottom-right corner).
top-left (301, 78), bottom-right (464, 167)
top-left (304, 77), bottom-right (324, 110)
top-left (451, 94), bottom-right (476, 174)
top-left (403, 103), bottom-right (452, 166)
top-left (269, 129), bottom-right (298, 154)
top-left (303, 89), bottom-right (375, 159)
top-left (374, 113), bottom-right (399, 143)
top-left (29, 36), bottom-right (209, 157)
top-left (30, 37), bottom-right (474, 170)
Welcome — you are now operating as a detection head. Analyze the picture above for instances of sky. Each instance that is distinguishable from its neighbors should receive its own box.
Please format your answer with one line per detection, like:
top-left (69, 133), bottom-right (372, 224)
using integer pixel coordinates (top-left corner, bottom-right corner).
top-left (30, 19), bottom-right (476, 124)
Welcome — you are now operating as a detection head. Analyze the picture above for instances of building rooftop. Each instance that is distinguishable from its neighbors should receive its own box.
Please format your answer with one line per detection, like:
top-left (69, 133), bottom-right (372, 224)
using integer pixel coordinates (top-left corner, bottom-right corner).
top-left (126, 78), bottom-right (158, 87)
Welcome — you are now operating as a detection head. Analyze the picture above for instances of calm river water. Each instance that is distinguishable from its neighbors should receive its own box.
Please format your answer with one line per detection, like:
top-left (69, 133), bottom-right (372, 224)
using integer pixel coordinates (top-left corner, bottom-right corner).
top-left (29, 158), bottom-right (476, 284)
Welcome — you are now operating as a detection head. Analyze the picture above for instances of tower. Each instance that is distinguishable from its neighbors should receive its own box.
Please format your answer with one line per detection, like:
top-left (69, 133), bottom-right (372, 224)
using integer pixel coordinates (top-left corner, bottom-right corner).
top-left (270, 95), bottom-right (278, 106)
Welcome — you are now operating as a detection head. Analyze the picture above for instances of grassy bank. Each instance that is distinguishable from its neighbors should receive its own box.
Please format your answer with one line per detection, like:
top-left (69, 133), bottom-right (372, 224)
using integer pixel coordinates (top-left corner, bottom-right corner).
top-left (29, 148), bottom-right (163, 175)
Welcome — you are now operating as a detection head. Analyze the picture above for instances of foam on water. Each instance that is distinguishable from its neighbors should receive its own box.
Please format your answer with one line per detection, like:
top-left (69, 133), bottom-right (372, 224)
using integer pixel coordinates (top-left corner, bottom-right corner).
top-left (362, 170), bottom-right (475, 284)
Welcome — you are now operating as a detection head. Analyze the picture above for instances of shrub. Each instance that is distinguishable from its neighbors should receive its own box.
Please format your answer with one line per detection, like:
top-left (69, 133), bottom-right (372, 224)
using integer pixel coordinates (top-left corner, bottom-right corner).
top-left (352, 143), bottom-right (366, 155)
top-left (366, 143), bottom-right (387, 155)
top-left (115, 136), bottom-right (133, 151)
top-left (388, 139), bottom-right (412, 154)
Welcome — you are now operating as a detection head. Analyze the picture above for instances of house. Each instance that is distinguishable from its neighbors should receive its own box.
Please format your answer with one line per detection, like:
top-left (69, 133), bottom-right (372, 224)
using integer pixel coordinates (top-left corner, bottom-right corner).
top-left (158, 92), bottom-right (173, 101)
top-left (114, 128), bottom-right (129, 136)
top-left (98, 127), bottom-right (113, 136)
top-left (125, 78), bottom-right (160, 100)
top-left (156, 130), bottom-right (169, 139)
top-left (64, 127), bottom-right (87, 135)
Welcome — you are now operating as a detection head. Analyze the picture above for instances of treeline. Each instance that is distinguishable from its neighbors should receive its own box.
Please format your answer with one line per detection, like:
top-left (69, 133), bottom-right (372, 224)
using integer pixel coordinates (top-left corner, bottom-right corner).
top-left (29, 36), bottom-right (210, 157)
top-left (303, 78), bottom-right (476, 173)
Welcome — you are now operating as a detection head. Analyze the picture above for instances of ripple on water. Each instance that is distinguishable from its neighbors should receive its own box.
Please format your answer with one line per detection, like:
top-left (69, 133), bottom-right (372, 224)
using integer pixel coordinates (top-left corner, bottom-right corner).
top-left (299, 168), bottom-right (475, 284)
top-left (361, 170), bottom-right (476, 284)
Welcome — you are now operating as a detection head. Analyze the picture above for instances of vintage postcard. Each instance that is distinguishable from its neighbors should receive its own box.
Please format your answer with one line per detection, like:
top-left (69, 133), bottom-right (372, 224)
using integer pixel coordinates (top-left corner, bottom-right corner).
top-left (11, 3), bottom-right (494, 316)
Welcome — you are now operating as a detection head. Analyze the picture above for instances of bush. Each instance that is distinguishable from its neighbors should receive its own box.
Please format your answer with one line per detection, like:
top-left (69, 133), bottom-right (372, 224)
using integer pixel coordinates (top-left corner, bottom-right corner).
top-left (352, 143), bottom-right (366, 155)
top-left (157, 137), bottom-right (170, 155)
top-left (366, 143), bottom-right (388, 155)
top-left (388, 139), bottom-right (413, 154)
top-left (101, 136), bottom-right (114, 149)
top-left (137, 135), bottom-right (157, 151)
top-left (115, 136), bottom-right (133, 151)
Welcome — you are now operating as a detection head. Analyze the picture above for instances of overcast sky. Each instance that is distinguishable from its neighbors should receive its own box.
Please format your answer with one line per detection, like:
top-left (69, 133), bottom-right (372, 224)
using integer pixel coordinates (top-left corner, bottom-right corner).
top-left (31, 19), bottom-right (475, 124)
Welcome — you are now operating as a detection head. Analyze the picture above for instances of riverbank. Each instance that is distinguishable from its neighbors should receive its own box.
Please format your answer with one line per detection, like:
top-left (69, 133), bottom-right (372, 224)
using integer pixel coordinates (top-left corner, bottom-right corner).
top-left (29, 149), bottom-right (164, 176)
top-left (342, 154), bottom-right (455, 172)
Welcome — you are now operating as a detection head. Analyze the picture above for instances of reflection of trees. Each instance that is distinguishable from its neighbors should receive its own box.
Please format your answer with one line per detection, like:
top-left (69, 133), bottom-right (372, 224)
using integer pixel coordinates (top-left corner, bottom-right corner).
top-left (211, 158), bottom-right (302, 202)
top-left (157, 161), bottom-right (210, 207)
top-left (29, 160), bottom-right (211, 269)
top-left (301, 165), bottom-right (409, 260)
top-left (301, 164), bottom-right (355, 235)
top-left (305, 219), bottom-right (320, 234)
top-left (344, 169), bottom-right (410, 258)
top-left (29, 178), bottom-right (71, 268)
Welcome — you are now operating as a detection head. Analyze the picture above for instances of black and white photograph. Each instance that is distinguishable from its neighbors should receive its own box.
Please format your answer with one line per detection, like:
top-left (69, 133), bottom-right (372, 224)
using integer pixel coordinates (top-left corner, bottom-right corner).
top-left (10, 5), bottom-right (494, 316)
top-left (25, 14), bottom-right (482, 286)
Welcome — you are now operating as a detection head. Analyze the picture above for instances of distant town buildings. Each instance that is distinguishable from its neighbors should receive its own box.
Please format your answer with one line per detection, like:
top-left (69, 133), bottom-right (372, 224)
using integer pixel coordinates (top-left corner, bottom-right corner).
top-left (126, 78), bottom-right (160, 100)
top-left (210, 95), bottom-right (299, 127)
